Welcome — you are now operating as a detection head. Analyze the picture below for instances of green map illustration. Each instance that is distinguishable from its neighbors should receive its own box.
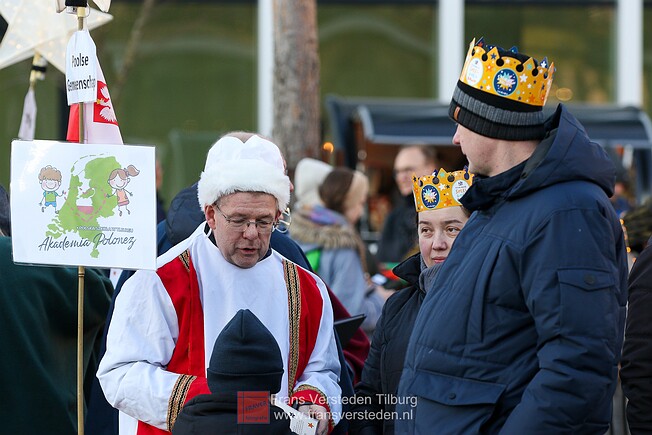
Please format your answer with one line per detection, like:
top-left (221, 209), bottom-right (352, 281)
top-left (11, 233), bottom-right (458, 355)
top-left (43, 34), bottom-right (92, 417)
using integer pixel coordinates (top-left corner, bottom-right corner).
top-left (46, 155), bottom-right (122, 258)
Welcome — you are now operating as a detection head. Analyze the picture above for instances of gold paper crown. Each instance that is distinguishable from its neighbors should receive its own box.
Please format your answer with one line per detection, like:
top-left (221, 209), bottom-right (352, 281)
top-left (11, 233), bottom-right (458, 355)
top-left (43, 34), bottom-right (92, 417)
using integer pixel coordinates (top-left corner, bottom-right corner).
top-left (412, 168), bottom-right (473, 213)
top-left (459, 37), bottom-right (555, 107)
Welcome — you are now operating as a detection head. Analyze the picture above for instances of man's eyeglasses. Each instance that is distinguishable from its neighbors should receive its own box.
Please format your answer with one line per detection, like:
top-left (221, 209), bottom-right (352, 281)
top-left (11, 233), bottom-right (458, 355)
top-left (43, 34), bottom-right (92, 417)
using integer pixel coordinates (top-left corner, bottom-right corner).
top-left (275, 207), bottom-right (292, 234)
top-left (393, 167), bottom-right (417, 178)
top-left (213, 204), bottom-right (277, 234)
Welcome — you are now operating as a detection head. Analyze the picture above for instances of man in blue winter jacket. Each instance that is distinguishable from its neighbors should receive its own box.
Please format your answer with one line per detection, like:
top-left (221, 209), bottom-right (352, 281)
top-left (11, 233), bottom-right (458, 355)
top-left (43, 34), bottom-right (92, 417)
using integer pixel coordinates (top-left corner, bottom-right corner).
top-left (396, 38), bottom-right (628, 434)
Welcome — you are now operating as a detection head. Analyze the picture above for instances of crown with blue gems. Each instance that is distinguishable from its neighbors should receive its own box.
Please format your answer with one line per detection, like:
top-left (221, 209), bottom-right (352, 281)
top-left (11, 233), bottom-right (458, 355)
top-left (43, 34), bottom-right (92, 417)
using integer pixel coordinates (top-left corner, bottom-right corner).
top-left (412, 168), bottom-right (474, 212)
top-left (459, 37), bottom-right (555, 107)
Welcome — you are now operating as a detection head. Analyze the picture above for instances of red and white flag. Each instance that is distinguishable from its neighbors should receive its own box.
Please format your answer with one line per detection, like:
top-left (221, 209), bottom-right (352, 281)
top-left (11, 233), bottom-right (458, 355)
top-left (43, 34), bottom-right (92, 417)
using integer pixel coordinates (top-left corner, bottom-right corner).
top-left (66, 62), bottom-right (123, 144)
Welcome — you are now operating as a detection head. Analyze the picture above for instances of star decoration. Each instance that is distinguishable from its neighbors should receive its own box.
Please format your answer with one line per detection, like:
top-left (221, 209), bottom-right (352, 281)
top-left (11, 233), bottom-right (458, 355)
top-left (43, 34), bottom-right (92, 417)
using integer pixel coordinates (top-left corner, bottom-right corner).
top-left (520, 73), bottom-right (528, 83)
top-left (540, 60), bottom-right (547, 68)
top-left (438, 183), bottom-right (447, 191)
top-left (0, 0), bottom-right (112, 73)
top-left (441, 198), bottom-right (454, 207)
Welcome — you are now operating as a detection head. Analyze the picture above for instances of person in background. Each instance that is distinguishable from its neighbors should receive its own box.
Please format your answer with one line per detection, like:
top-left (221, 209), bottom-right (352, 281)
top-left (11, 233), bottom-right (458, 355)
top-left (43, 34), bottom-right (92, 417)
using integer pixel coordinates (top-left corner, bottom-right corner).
top-left (620, 236), bottom-right (652, 434)
top-left (155, 158), bottom-right (167, 224)
top-left (172, 309), bottom-right (293, 435)
top-left (98, 133), bottom-right (341, 435)
top-left (622, 198), bottom-right (652, 259)
top-left (0, 184), bottom-right (113, 435)
top-left (350, 168), bottom-right (472, 435)
top-left (610, 171), bottom-right (634, 218)
top-left (293, 157), bottom-right (334, 210)
top-left (397, 38), bottom-right (628, 434)
top-left (290, 167), bottom-right (391, 336)
top-left (375, 145), bottom-right (437, 265)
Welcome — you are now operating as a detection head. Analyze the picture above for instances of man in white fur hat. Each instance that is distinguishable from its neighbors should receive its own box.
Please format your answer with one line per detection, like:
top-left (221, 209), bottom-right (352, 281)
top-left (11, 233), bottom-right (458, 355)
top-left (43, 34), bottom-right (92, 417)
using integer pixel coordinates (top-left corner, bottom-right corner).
top-left (98, 132), bottom-right (341, 435)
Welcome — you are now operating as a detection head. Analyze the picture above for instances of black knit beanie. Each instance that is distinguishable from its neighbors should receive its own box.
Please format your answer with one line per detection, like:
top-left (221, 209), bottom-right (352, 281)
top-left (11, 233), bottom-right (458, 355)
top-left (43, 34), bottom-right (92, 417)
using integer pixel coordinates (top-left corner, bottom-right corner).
top-left (207, 309), bottom-right (284, 394)
top-left (449, 37), bottom-right (554, 141)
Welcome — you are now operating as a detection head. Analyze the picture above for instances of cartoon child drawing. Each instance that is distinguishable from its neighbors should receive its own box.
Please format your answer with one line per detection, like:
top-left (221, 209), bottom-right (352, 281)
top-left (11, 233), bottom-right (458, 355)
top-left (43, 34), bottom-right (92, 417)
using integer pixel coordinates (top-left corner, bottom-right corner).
top-left (106, 165), bottom-right (140, 217)
top-left (38, 165), bottom-right (66, 213)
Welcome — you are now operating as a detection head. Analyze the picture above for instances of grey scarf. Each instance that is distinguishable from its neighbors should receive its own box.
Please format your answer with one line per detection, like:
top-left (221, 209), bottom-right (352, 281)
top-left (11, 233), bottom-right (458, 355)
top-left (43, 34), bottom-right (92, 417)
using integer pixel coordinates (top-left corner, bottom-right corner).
top-left (418, 256), bottom-right (444, 293)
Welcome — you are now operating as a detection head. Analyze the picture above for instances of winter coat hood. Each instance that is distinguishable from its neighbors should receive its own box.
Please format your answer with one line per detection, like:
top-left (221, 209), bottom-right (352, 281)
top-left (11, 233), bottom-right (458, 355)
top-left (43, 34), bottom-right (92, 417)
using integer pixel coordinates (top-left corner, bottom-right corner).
top-left (462, 104), bottom-right (616, 211)
top-left (290, 205), bottom-right (361, 251)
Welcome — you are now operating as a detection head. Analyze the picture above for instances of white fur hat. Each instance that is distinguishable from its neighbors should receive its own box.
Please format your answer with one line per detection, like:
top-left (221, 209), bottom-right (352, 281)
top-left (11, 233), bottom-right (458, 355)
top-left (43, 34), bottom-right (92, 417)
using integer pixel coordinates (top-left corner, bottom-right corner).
top-left (197, 135), bottom-right (291, 212)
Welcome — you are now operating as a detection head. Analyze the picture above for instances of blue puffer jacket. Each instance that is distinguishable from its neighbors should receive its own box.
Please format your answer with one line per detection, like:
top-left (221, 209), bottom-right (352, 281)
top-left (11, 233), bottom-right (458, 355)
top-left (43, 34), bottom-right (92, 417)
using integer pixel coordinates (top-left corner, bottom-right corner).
top-left (396, 104), bottom-right (628, 435)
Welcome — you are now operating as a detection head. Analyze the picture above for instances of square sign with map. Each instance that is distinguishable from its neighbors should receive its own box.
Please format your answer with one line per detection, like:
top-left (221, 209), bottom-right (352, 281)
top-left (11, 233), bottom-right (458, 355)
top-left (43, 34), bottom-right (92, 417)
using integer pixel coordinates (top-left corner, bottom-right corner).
top-left (10, 139), bottom-right (157, 270)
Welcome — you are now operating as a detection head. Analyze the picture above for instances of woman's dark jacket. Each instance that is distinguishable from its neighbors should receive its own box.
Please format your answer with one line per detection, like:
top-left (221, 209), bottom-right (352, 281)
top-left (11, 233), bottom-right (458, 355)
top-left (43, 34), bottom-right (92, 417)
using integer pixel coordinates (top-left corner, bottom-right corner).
top-left (350, 253), bottom-right (425, 435)
top-left (621, 243), bottom-right (652, 434)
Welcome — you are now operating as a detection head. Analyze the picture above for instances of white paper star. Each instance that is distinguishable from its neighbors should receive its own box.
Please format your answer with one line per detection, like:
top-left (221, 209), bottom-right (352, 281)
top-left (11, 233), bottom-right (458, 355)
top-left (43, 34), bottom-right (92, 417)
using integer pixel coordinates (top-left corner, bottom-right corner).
top-left (0, 0), bottom-right (112, 73)
top-left (520, 73), bottom-right (527, 83)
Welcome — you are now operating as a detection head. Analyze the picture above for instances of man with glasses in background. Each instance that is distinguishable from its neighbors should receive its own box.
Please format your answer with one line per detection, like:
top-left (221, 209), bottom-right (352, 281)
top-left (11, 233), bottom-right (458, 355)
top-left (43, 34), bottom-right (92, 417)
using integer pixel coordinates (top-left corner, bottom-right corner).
top-left (376, 145), bottom-right (437, 268)
top-left (98, 133), bottom-right (341, 435)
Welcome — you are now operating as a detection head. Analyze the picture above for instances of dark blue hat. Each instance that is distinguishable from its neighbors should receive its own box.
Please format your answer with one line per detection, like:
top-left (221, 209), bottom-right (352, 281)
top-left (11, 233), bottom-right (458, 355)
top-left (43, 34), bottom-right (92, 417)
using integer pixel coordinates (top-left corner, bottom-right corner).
top-left (207, 309), bottom-right (284, 394)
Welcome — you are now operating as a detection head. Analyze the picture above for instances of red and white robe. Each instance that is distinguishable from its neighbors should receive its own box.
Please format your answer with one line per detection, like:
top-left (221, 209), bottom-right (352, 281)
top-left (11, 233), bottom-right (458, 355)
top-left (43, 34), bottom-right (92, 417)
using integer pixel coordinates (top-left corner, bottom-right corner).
top-left (98, 224), bottom-right (342, 434)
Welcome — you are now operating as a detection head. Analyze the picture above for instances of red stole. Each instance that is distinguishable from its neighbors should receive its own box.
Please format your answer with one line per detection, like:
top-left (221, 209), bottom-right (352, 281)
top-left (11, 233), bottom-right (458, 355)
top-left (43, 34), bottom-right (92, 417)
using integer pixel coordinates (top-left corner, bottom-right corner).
top-left (136, 251), bottom-right (324, 434)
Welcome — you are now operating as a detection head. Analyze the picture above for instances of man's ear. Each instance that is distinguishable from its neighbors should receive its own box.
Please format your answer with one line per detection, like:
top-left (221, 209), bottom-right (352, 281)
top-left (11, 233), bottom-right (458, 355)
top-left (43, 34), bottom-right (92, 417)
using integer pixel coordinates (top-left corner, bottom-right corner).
top-left (205, 204), bottom-right (217, 229)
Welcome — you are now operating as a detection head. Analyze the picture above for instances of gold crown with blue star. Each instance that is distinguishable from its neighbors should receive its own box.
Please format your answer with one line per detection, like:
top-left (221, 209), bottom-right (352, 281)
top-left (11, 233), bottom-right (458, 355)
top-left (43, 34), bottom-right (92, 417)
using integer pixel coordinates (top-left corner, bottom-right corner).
top-left (412, 168), bottom-right (474, 212)
top-left (459, 37), bottom-right (555, 107)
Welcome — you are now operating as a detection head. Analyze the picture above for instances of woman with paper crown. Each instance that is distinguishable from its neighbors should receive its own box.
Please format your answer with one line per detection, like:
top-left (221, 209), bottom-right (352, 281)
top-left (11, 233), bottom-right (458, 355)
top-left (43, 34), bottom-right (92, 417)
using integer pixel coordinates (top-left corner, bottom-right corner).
top-left (397, 38), bottom-right (628, 434)
top-left (349, 168), bottom-right (472, 435)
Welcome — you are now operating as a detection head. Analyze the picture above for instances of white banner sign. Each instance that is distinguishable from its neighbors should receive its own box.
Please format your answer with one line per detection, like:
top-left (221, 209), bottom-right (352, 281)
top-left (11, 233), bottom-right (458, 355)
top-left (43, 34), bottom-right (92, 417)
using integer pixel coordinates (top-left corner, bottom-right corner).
top-left (10, 140), bottom-right (157, 270)
top-left (66, 30), bottom-right (98, 105)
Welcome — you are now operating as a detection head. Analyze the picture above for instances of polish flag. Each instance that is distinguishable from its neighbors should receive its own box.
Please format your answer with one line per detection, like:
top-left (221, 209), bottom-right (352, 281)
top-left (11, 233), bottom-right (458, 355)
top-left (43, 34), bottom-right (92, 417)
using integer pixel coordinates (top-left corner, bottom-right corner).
top-left (66, 62), bottom-right (123, 144)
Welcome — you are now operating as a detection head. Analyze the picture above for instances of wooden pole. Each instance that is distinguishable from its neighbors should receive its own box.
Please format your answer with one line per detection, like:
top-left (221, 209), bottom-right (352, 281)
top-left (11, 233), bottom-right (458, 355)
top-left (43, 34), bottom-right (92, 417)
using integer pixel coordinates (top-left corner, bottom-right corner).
top-left (77, 265), bottom-right (85, 435)
top-left (75, 7), bottom-right (86, 435)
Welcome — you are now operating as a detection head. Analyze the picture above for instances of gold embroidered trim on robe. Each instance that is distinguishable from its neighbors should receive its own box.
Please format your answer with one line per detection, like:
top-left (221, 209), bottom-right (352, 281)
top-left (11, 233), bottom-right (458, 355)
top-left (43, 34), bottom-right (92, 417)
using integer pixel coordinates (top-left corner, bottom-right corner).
top-left (179, 250), bottom-right (190, 272)
top-left (283, 259), bottom-right (301, 394)
top-left (292, 384), bottom-right (329, 406)
top-left (167, 374), bottom-right (196, 431)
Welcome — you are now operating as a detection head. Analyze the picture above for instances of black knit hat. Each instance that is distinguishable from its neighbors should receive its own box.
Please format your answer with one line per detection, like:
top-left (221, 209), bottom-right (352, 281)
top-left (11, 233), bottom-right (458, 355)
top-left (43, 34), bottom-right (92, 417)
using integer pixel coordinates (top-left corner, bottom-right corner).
top-left (449, 37), bottom-right (555, 141)
top-left (0, 184), bottom-right (10, 236)
top-left (207, 309), bottom-right (284, 394)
